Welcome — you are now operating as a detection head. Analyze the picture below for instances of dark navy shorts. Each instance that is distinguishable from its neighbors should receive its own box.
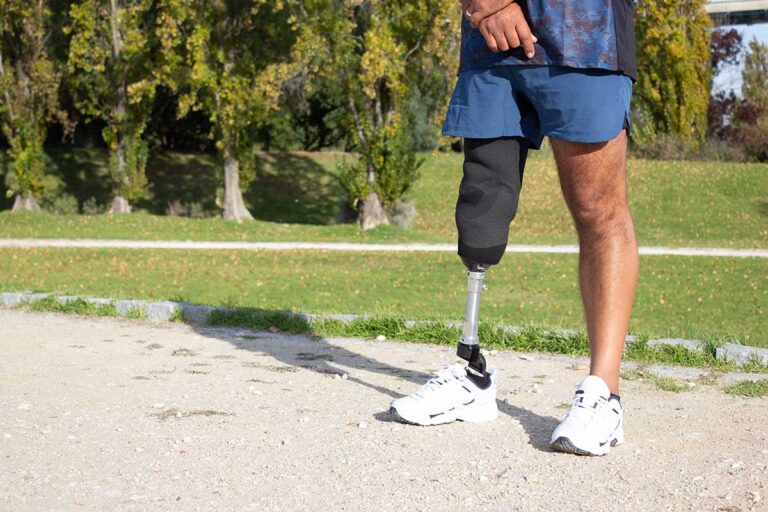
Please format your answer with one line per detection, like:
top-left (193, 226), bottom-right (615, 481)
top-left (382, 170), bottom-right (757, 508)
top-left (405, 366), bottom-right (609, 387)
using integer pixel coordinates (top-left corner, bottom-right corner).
top-left (442, 65), bottom-right (632, 149)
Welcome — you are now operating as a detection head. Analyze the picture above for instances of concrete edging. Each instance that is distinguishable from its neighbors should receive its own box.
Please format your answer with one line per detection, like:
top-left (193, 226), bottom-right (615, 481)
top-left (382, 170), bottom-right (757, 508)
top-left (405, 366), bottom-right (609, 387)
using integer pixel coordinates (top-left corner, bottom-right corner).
top-left (2, 291), bottom-right (767, 369)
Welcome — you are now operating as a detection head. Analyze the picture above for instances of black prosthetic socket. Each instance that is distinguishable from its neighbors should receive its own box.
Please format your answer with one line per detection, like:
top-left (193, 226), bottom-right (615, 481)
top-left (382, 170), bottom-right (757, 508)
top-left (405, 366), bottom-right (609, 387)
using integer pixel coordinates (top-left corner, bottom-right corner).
top-left (456, 137), bottom-right (528, 266)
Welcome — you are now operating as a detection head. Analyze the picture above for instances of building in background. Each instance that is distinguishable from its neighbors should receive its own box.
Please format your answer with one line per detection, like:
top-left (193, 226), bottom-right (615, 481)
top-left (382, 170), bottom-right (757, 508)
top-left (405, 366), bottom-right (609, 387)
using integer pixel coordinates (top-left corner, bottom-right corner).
top-left (708, 0), bottom-right (768, 93)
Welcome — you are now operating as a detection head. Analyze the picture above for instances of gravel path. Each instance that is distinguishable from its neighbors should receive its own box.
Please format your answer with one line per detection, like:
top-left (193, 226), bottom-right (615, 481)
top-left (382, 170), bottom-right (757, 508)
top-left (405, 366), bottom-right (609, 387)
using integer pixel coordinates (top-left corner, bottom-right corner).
top-left (1, 310), bottom-right (766, 511)
top-left (1, 238), bottom-right (767, 258)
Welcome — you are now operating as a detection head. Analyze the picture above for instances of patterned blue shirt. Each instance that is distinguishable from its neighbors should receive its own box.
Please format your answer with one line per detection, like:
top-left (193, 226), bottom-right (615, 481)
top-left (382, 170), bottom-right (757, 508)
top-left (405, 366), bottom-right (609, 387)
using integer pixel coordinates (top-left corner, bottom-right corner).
top-left (459, 0), bottom-right (637, 79)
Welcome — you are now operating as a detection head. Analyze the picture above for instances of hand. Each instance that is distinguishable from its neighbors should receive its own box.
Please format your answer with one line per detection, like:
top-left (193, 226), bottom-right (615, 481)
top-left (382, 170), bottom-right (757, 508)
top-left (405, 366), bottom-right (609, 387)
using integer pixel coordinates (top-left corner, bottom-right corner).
top-left (477, 2), bottom-right (537, 58)
top-left (460, 0), bottom-right (515, 29)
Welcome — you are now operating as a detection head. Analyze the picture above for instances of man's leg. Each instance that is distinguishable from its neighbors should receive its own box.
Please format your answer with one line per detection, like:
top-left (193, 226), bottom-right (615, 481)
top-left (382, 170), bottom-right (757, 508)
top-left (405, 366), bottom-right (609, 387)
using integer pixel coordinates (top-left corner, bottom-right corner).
top-left (550, 131), bottom-right (639, 395)
top-left (547, 131), bottom-right (637, 456)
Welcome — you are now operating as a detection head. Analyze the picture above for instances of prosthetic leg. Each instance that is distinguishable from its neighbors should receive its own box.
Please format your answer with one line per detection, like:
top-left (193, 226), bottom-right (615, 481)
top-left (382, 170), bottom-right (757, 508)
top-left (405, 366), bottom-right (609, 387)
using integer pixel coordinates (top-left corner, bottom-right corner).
top-left (455, 137), bottom-right (528, 387)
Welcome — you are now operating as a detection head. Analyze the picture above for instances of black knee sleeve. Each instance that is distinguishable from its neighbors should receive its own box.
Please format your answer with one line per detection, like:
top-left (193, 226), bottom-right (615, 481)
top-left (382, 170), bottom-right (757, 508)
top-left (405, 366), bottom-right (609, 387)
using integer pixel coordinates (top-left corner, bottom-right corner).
top-left (456, 137), bottom-right (528, 266)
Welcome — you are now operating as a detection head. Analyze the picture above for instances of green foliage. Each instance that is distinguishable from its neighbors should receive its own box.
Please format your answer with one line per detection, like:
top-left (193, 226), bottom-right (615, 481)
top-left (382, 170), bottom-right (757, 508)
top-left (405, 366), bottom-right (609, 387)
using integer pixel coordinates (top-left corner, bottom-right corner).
top-left (336, 157), bottom-right (370, 210)
top-left (634, 0), bottom-right (712, 144)
top-left (337, 120), bottom-right (424, 210)
top-left (42, 194), bottom-right (80, 215)
top-left (107, 132), bottom-right (149, 201)
top-left (371, 123), bottom-right (424, 209)
top-left (159, 0), bottom-right (300, 161)
top-left (302, 0), bottom-right (453, 219)
top-left (21, 295), bottom-right (118, 317)
top-left (742, 38), bottom-right (768, 110)
top-left (66, 0), bottom-right (158, 203)
top-left (0, 0), bottom-right (65, 199)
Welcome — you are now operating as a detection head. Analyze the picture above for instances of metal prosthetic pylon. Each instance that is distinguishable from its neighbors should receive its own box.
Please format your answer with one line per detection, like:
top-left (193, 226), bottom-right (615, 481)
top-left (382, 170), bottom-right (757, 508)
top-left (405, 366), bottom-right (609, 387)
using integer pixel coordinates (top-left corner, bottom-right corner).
top-left (456, 260), bottom-right (490, 377)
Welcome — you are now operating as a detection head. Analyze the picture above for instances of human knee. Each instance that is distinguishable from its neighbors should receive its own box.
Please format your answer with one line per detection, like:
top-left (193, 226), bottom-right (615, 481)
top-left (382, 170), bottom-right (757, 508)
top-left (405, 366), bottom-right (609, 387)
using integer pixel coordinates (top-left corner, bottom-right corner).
top-left (565, 181), bottom-right (622, 225)
top-left (571, 196), bottom-right (632, 238)
top-left (456, 137), bottom-right (527, 266)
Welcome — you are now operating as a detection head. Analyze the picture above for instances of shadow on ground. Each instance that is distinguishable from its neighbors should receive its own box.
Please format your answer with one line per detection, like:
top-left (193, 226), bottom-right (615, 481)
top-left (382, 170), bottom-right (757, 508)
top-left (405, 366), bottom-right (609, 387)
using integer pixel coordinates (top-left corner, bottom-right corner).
top-left (48, 148), bottom-right (343, 223)
top-left (189, 313), bottom-right (559, 453)
top-left (245, 152), bottom-right (344, 225)
top-left (757, 200), bottom-right (768, 218)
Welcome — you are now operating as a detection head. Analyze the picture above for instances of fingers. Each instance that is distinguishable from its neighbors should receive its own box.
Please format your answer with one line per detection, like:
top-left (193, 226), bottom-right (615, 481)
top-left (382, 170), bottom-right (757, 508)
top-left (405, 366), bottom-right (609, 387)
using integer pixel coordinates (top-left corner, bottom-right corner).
top-left (479, 22), bottom-right (500, 52)
top-left (504, 24), bottom-right (520, 51)
top-left (516, 21), bottom-right (537, 58)
top-left (477, 3), bottom-right (538, 59)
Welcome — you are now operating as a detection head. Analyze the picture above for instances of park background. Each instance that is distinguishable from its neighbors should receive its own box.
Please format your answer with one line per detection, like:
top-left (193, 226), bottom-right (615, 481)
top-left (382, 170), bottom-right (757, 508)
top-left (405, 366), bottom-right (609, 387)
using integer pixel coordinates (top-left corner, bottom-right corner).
top-left (0, 0), bottom-right (766, 352)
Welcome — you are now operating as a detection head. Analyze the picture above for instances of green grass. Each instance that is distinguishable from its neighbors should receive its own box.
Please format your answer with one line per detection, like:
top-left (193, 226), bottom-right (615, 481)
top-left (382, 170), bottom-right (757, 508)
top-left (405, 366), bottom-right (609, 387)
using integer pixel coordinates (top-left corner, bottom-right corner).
top-left (724, 379), bottom-right (768, 397)
top-left (1, 247), bottom-right (765, 346)
top-left (1, 149), bottom-right (766, 248)
top-left (19, 295), bottom-right (118, 317)
top-left (620, 369), bottom-right (692, 392)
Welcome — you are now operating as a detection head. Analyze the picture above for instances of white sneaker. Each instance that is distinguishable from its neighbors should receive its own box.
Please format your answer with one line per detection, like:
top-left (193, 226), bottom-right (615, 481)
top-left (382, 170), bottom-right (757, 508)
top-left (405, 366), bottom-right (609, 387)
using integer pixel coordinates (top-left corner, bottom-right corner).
top-left (390, 364), bottom-right (499, 426)
top-left (550, 375), bottom-right (625, 456)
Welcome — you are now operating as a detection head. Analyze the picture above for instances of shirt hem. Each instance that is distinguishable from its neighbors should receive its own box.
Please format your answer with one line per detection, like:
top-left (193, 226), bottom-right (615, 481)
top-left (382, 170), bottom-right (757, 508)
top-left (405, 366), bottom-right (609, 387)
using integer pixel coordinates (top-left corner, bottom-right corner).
top-left (458, 58), bottom-right (635, 81)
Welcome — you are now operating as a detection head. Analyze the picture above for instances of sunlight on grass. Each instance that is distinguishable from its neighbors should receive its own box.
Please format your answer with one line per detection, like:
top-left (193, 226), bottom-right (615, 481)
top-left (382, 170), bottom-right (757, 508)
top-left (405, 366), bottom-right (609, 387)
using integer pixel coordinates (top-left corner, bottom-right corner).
top-left (724, 380), bottom-right (768, 397)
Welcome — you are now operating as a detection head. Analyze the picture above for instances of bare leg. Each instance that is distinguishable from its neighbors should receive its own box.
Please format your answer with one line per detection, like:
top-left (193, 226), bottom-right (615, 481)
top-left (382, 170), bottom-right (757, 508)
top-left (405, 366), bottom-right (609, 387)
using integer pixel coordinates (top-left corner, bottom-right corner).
top-left (550, 132), bottom-right (638, 395)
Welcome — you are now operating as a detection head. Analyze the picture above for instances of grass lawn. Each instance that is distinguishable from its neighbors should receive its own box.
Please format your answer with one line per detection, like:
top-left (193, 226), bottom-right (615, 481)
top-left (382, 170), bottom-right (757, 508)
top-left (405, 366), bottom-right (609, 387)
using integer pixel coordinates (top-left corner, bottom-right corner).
top-left (1, 248), bottom-right (765, 347)
top-left (0, 149), bottom-right (766, 248)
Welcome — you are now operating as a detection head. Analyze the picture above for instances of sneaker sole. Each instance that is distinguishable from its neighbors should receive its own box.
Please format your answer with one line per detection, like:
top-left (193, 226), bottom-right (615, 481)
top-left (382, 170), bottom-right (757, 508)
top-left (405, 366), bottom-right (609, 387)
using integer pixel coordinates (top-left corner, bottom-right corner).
top-left (550, 436), bottom-right (622, 456)
top-left (390, 400), bottom-right (499, 426)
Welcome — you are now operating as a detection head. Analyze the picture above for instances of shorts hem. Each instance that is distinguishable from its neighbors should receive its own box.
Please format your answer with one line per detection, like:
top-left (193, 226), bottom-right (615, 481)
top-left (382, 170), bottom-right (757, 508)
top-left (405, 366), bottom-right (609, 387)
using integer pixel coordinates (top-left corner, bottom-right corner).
top-left (441, 128), bottom-right (543, 149)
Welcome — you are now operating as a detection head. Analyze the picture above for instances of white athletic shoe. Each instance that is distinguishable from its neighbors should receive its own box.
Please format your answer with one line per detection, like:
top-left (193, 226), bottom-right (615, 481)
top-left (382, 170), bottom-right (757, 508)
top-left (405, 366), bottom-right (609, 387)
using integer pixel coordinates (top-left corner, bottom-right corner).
top-left (390, 363), bottom-right (498, 426)
top-left (550, 375), bottom-right (625, 456)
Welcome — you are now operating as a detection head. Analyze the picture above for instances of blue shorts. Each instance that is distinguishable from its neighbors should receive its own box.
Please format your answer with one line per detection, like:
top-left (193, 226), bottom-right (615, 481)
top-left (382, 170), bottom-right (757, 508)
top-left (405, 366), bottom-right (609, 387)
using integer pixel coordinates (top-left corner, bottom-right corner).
top-left (441, 65), bottom-right (632, 149)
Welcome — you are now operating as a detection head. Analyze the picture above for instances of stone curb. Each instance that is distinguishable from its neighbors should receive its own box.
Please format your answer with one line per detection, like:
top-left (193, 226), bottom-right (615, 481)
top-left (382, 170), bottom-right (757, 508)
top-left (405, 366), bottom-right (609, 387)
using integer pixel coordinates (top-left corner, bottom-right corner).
top-left (2, 291), bottom-right (766, 373)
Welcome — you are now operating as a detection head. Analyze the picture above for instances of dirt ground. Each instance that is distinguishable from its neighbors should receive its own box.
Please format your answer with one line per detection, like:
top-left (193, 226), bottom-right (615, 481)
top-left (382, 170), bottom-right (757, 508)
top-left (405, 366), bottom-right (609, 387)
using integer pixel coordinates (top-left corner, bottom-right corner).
top-left (1, 309), bottom-right (766, 512)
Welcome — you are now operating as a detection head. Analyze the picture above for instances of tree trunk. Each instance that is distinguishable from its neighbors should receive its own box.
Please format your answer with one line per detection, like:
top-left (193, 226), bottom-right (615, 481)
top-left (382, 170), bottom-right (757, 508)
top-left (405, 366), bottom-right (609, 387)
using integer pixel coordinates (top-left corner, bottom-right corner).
top-left (109, 136), bottom-right (132, 214)
top-left (11, 193), bottom-right (41, 212)
top-left (109, 0), bottom-right (131, 215)
top-left (359, 191), bottom-right (388, 230)
top-left (108, 195), bottom-right (132, 214)
top-left (221, 143), bottom-right (254, 222)
top-left (358, 160), bottom-right (388, 230)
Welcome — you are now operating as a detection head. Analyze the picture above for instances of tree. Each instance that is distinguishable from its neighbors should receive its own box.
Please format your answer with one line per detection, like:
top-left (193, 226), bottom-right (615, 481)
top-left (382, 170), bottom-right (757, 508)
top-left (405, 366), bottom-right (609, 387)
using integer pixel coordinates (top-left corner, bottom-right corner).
top-left (634, 0), bottom-right (712, 143)
top-left (66, 0), bottom-right (159, 214)
top-left (708, 28), bottom-right (742, 140)
top-left (0, 0), bottom-right (66, 211)
top-left (711, 28), bottom-right (743, 72)
top-left (302, 0), bottom-right (455, 230)
top-left (742, 38), bottom-right (768, 111)
top-left (738, 38), bottom-right (768, 161)
top-left (157, 0), bottom-right (300, 222)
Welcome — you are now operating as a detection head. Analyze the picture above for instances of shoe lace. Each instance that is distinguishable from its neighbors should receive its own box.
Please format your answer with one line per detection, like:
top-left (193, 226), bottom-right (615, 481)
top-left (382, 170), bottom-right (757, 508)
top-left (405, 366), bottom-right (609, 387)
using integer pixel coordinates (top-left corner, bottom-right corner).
top-left (414, 364), bottom-right (466, 398)
top-left (566, 393), bottom-right (608, 428)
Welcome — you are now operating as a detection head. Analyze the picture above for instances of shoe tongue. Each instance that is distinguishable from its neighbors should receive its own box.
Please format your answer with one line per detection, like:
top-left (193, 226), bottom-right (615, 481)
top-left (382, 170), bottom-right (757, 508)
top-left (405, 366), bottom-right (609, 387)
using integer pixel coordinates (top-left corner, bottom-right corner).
top-left (578, 375), bottom-right (610, 400)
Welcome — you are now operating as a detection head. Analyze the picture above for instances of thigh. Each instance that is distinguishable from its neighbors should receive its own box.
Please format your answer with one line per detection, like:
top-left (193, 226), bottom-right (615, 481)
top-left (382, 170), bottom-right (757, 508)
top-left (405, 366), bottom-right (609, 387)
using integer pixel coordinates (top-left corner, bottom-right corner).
top-left (550, 131), bottom-right (629, 216)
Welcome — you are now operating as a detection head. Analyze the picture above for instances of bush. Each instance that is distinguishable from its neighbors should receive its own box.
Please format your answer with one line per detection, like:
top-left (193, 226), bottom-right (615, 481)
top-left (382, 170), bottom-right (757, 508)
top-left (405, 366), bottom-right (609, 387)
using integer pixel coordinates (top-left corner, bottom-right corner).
top-left (337, 120), bottom-right (424, 214)
top-left (740, 117), bottom-right (768, 162)
top-left (82, 197), bottom-right (104, 215)
top-left (41, 194), bottom-right (79, 215)
top-left (630, 135), bottom-right (747, 162)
